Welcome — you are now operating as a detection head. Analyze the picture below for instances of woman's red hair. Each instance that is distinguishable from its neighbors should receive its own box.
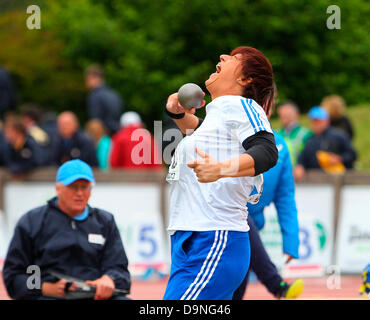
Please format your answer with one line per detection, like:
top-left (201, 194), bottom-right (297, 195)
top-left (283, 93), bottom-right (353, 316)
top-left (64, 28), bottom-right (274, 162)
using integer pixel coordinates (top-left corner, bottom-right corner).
top-left (230, 46), bottom-right (275, 116)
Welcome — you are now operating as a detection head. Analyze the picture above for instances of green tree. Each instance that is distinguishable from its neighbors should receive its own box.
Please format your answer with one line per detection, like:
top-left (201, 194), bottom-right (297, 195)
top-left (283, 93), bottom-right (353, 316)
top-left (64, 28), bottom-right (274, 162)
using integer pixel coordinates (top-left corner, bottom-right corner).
top-left (0, 10), bottom-right (85, 119)
top-left (1, 0), bottom-right (369, 129)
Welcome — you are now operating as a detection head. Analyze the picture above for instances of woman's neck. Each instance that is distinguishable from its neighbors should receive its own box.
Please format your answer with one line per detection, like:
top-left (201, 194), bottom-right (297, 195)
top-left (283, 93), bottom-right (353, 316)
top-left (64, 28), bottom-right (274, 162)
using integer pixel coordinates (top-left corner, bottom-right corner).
top-left (209, 87), bottom-right (243, 100)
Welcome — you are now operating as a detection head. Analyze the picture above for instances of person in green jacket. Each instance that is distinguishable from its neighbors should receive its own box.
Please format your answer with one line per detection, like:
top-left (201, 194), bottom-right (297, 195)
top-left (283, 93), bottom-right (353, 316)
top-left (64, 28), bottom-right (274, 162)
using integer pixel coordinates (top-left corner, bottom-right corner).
top-left (277, 100), bottom-right (312, 166)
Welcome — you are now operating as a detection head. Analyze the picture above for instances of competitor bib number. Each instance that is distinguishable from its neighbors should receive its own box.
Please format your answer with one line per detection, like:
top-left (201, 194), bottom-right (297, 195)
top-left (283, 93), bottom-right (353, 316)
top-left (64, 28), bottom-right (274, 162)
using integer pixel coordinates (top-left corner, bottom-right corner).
top-left (166, 148), bottom-right (180, 183)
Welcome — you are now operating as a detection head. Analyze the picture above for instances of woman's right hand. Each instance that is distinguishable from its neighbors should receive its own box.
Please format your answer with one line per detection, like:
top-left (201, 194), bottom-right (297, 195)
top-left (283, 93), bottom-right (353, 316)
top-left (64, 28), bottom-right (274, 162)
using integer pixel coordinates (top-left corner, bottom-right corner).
top-left (166, 92), bottom-right (206, 116)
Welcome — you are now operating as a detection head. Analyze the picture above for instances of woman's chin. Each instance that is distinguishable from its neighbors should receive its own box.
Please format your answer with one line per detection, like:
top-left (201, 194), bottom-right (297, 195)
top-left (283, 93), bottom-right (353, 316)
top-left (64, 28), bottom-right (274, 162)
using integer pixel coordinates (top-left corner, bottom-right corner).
top-left (205, 74), bottom-right (218, 89)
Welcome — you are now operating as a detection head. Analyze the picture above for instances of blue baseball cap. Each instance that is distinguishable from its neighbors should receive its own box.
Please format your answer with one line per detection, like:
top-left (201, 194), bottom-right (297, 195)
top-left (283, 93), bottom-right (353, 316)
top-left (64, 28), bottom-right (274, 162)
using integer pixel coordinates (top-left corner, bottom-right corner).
top-left (308, 106), bottom-right (329, 120)
top-left (56, 159), bottom-right (95, 186)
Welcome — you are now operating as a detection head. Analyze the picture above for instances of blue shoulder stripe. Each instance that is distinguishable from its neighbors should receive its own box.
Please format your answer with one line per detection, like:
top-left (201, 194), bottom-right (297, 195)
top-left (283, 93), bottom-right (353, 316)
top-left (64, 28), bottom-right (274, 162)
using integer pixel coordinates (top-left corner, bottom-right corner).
top-left (240, 99), bottom-right (257, 133)
top-left (247, 99), bottom-right (265, 131)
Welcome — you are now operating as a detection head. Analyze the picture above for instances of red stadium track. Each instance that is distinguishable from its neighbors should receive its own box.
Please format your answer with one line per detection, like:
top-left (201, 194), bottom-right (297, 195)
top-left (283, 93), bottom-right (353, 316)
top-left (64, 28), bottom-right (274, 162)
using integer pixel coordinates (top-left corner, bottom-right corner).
top-left (0, 273), bottom-right (366, 300)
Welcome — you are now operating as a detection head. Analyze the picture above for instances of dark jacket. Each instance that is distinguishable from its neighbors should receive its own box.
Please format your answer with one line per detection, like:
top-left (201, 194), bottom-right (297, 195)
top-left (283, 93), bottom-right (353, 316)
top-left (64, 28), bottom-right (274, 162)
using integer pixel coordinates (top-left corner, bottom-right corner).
top-left (0, 131), bottom-right (6, 166)
top-left (3, 197), bottom-right (131, 300)
top-left (297, 127), bottom-right (357, 169)
top-left (330, 116), bottom-right (354, 140)
top-left (87, 85), bottom-right (123, 135)
top-left (0, 67), bottom-right (17, 119)
top-left (3, 135), bottom-right (45, 174)
top-left (52, 130), bottom-right (98, 167)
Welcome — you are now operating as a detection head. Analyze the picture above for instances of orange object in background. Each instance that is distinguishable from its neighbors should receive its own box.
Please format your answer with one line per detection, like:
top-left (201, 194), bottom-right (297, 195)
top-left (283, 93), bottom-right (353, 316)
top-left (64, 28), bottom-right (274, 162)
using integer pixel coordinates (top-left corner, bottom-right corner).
top-left (316, 151), bottom-right (346, 174)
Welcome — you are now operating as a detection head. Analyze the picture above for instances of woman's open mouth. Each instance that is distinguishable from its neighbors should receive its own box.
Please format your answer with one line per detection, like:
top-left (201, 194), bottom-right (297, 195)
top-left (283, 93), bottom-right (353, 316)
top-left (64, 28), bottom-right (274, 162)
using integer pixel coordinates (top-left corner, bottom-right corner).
top-left (209, 63), bottom-right (221, 77)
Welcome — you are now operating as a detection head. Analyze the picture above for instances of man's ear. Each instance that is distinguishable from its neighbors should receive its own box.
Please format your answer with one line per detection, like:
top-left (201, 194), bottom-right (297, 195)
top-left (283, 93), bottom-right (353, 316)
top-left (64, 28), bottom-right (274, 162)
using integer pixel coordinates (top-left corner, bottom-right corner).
top-left (55, 183), bottom-right (61, 197)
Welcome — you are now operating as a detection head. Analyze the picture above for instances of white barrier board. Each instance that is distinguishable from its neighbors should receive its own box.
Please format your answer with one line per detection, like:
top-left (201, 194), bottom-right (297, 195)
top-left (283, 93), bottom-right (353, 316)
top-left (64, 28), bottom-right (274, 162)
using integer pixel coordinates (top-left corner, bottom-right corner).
top-left (336, 186), bottom-right (370, 273)
top-left (259, 185), bottom-right (334, 276)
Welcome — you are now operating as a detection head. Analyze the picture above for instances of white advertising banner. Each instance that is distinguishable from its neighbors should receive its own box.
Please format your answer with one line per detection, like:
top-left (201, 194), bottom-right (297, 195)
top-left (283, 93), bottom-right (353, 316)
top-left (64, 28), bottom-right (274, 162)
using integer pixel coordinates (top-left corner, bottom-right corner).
top-left (1, 182), bottom-right (170, 276)
top-left (336, 186), bottom-right (370, 273)
top-left (259, 185), bottom-right (334, 277)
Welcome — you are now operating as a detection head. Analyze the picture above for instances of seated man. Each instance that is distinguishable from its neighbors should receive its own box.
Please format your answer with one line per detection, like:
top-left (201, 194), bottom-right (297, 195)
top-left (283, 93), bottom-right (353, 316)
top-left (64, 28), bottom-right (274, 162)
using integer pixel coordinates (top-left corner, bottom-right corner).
top-left (3, 159), bottom-right (131, 300)
top-left (294, 106), bottom-right (357, 181)
top-left (277, 100), bottom-right (312, 166)
top-left (20, 104), bottom-right (54, 166)
top-left (110, 111), bottom-right (162, 170)
top-left (20, 104), bottom-right (50, 148)
top-left (52, 111), bottom-right (98, 167)
top-left (3, 117), bottom-right (45, 174)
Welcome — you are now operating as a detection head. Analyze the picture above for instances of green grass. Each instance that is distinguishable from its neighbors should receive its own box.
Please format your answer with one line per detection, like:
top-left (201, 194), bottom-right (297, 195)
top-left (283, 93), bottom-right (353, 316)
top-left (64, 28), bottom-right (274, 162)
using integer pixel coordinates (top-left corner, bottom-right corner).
top-left (269, 104), bottom-right (370, 171)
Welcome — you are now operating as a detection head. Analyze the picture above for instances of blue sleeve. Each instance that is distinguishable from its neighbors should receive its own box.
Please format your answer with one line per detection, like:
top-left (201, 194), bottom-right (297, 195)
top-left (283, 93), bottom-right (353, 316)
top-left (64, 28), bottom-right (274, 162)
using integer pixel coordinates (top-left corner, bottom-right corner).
top-left (273, 141), bottom-right (300, 258)
top-left (100, 216), bottom-right (131, 291)
top-left (250, 210), bottom-right (266, 230)
top-left (3, 215), bottom-right (42, 299)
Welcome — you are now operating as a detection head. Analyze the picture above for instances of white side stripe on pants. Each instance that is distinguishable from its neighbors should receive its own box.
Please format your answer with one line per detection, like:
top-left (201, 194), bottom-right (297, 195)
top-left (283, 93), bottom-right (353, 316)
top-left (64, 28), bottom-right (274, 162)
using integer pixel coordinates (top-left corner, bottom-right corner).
top-left (180, 231), bottom-right (220, 300)
top-left (181, 231), bottom-right (228, 300)
top-left (192, 231), bottom-right (228, 300)
top-left (185, 231), bottom-right (225, 300)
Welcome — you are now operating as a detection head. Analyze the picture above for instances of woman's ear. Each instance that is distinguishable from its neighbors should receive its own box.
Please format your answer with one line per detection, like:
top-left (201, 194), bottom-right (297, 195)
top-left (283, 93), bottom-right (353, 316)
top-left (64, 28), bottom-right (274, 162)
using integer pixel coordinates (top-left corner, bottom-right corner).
top-left (237, 77), bottom-right (253, 87)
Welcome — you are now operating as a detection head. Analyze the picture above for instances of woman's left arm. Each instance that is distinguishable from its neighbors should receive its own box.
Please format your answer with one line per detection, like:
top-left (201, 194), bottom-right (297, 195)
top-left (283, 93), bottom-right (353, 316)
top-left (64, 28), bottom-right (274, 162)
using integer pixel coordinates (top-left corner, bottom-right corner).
top-left (188, 131), bottom-right (278, 182)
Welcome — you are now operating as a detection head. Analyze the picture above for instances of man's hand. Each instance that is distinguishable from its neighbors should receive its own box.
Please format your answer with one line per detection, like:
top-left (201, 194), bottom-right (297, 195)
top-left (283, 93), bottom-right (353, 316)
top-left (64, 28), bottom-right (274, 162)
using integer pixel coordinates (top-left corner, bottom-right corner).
top-left (293, 164), bottom-right (306, 182)
top-left (42, 279), bottom-right (76, 298)
top-left (284, 254), bottom-right (294, 264)
top-left (187, 148), bottom-right (221, 183)
top-left (327, 153), bottom-right (343, 166)
top-left (86, 275), bottom-right (115, 300)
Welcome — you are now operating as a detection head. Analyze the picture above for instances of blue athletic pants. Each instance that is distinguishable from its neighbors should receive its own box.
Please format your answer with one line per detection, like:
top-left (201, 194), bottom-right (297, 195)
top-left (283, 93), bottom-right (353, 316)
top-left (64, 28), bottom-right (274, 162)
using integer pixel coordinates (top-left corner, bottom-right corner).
top-left (163, 230), bottom-right (250, 300)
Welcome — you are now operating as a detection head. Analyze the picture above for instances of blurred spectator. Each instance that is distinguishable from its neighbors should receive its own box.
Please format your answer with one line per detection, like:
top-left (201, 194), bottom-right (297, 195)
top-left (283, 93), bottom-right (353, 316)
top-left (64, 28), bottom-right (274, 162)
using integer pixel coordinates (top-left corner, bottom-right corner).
top-left (0, 130), bottom-right (6, 166)
top-left (110, 111), bottom-right (162, 170)
top-left (20, 104), bottom-right (50, 147)
top-left (40, 110), bottom-right (59, 155)
top-left (52, 111), bottom-right (98, 167)
top-left (85, 64), bottom-right (123, 135)
top-left (40, 110), bottom-right (58, 138)
top-left (0, 67), bottom-right (17, 120)
top-left (294, 106), bottom-right (357, 181)
top-left (85, 119), bottom-right (111, 171)
top-left (321, 95), bottom-right (354, 140)
top-left (277, 101), bottom-right (312, 166)
top-left (3, 117), bottom-right (45, 174)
